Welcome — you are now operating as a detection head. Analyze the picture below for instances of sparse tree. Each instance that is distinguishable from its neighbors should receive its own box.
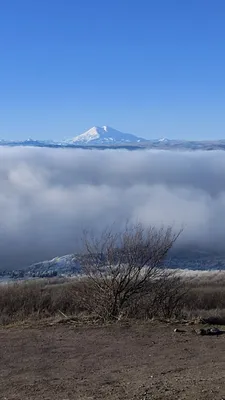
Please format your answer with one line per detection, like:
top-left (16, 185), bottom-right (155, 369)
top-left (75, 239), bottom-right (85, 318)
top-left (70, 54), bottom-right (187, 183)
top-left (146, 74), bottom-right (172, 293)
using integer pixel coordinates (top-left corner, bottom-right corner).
top-left (78, 223), bottom-right (183, 320)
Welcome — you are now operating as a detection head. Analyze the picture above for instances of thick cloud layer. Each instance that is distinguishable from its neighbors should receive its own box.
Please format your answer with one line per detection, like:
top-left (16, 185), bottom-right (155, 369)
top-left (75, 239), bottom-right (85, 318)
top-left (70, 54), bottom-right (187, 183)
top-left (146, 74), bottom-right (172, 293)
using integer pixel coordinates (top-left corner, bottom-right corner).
top-left (0, 147), bottom-right (225, 269)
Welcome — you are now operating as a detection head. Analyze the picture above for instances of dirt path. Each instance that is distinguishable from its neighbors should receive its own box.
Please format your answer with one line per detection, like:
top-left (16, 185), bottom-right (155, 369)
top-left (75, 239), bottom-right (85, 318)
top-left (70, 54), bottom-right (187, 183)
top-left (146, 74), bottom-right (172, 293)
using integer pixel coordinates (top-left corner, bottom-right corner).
top-left (0, 321), bottom-right (225, 399)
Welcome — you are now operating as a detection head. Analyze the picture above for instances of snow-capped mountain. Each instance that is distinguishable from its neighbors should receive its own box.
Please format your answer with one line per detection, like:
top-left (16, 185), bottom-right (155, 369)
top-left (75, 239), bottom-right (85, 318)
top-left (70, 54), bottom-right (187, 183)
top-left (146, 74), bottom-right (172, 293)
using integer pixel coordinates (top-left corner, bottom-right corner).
top-left (1, 126), bottom-right (225, 150)
top-left (28, 255), bottom-right (81, 277)
top-left (7, 249), bottom-right (225, 281)
top-left (68, 125), bottom-right (146, 145)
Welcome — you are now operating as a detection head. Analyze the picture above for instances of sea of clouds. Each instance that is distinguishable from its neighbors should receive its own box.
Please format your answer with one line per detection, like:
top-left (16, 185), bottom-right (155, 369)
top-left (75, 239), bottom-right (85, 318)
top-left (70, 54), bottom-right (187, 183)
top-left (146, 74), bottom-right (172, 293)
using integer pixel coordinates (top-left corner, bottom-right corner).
top-left (0, 147), bottom-right (225, 269)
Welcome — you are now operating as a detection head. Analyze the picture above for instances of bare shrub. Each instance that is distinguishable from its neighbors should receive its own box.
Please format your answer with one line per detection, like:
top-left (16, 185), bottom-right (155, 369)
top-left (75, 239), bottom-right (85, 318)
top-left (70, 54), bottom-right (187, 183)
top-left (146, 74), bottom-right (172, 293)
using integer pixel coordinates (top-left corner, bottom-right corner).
top-left (78, 223), bottom-right (183, 320)
top-left (113, 273), bottom-right (187, 320)
top-left (148, 273), bottom-right (187, 319)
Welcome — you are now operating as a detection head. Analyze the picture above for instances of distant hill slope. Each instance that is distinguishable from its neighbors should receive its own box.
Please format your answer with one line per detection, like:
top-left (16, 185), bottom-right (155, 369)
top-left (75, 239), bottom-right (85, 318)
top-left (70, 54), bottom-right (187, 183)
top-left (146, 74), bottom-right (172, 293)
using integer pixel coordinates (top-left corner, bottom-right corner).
top-left (2, 250), bottom-right (225, 281)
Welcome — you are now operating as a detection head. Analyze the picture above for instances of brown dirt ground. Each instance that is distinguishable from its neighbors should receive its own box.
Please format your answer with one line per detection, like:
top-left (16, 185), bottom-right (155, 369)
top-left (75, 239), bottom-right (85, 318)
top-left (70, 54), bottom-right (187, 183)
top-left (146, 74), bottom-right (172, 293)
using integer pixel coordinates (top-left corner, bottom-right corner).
top-left (0, 321), bottom-right (225, 400)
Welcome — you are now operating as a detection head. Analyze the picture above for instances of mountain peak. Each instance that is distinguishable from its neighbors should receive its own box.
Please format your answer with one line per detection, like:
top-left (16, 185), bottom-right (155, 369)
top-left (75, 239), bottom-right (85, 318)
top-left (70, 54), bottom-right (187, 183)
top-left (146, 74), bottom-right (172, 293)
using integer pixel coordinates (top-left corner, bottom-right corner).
top-left (69, 126), bottom-right (145, 145)
top-left (158, 137), bottom-right (170, 143)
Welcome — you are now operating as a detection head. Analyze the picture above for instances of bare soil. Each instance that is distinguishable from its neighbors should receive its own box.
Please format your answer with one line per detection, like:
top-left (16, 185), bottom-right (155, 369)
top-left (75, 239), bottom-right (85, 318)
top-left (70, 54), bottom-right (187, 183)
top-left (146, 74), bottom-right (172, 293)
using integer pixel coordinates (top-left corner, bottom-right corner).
top-left (1, 321), bottom-right (225, 400)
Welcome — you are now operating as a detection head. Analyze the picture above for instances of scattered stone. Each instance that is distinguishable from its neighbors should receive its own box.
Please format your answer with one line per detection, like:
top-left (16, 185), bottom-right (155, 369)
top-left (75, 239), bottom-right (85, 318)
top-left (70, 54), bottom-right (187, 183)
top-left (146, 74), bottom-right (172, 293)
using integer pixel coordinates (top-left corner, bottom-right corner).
top-left (195, 327), bottom-right (224, 336)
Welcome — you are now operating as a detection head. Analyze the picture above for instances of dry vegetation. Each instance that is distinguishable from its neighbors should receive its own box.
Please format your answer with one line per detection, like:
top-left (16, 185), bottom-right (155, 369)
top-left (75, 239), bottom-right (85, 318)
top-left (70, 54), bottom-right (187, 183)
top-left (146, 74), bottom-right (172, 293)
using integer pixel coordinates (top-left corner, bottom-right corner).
top-left (1, 224), bottom-right (225, 327)
top-left (183, 275), bottom-right (225, 324)
top-left (1, 270), bottom-right (225, 326)
top-left (2, 222), bottom-right (225, 399)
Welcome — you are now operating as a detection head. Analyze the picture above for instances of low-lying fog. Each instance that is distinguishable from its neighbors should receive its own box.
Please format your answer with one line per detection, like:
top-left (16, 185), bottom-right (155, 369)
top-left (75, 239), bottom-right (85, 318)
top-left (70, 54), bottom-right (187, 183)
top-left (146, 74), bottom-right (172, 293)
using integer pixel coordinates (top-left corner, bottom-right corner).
top-left (1, 147), bottom-right (225, 269)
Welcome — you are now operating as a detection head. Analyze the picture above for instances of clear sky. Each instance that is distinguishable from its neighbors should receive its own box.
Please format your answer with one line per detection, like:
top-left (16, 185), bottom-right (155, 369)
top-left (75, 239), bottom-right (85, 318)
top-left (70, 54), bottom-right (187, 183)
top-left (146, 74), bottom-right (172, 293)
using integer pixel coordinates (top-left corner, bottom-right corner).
top-left (0, 0), bottom-right (225, 140)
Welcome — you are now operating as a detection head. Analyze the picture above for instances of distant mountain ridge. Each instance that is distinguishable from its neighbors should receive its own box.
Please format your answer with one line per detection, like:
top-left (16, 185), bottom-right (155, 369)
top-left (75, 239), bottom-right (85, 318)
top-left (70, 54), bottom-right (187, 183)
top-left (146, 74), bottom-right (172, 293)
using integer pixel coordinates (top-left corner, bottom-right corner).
top-left (1, 125), bottom-right (225, 151)
top-left (2, 250), bottom-right (225, 281)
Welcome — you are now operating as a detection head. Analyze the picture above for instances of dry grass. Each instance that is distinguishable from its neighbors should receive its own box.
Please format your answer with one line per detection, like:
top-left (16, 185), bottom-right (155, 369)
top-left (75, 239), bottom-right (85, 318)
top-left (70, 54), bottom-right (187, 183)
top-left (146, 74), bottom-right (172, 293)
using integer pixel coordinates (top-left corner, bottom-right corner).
top-left (177, 270), bottom-right (225, 324)
top-left (0, 275), bottom-right (185, 325)
top-left (0, 279), bottom-right (87, 325)
top-left (1, 270), bottom-right (225, 326)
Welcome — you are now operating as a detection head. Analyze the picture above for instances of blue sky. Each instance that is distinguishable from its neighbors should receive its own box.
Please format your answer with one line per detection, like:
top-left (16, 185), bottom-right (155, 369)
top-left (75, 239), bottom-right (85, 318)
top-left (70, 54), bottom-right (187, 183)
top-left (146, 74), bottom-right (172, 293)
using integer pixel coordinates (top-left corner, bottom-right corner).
top-left (0, 0), bottom-right (225, 140)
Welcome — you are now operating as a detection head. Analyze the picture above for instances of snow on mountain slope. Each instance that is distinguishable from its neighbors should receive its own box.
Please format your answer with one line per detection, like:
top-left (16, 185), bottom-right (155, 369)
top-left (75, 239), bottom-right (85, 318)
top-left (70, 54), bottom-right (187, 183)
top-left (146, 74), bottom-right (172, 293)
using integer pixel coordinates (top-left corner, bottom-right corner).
top-left (2, 125), bottom-right (225, 150)
top-left (27, 254), bottom-right (81, 277)
top-left (22, 250), bottom-right (225, 279)
top-left (69, 126), bottom-right (146, 145)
